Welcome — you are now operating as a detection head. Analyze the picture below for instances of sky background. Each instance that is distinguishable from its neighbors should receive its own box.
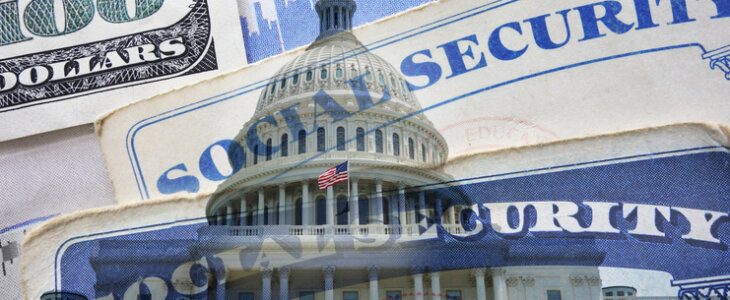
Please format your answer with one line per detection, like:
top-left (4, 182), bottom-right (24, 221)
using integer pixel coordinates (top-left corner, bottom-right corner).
top-left (236, 0), bottom-right (435, 62)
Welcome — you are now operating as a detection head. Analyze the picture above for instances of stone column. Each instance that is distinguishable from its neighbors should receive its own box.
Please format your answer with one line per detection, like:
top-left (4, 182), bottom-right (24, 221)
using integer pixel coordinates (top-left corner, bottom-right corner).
top-left (473, 268), bottom-right (487, 300)
top-left (323, 265), bottom-right (335, 300)
top-left (267, 199), bottom-right (276, 226)
top-left (586, 276), bottom-right (602, 299)
top-left (286, 192), bottom-right (294, 225)
top-left (279, 185), bottom-right (286, 225)
top-left (329, 6), bottom-right (334, 30)
top-left (279, 267), bottom-right (290, 300)
top-left (351, 179), bottom-right (359, 225)
top-left (302, 181), bottom-right (310, 225)
top-left (226, 204), bottom-right (234, 226)
top-left (491, 268), bottom-right (507, 300)
top-left (430, 270), bottom-right (441, 300)
top-left (368, 266), bottom-right (379, 300)
top-left (435, 196), bottom-right (443, 224)
top-left (239, 196), bottom-right (247, 226)
top-left (570, 275), bottom-right (584, 300)
top-left (326, 186), bottom-right (335, 226)
top-left (408, 198), bottom-right (417, 225)
top-left (398, 185), bottom-right (407, 225)
top-left (261, 268), bottom-right (273, 300)
top-left (412, 267), bottom-right (424, 300)
top-left (521, 276), bottom-right (536, 300)
top-left (347, 10), bottom-right (352, 28)
top-left (216, 209), bottom-right (224, 225)
top-left (447, 204), bottom-right (456, 225)
top-left (418, 190), bottom-right (426, 224)
top-left (375, 180), bottom-right (384, 224)
top-left (338, 6), bottom-right (343, 29)
top-left (258, 189), bottom-right (265, 225)
top-left (506, 277), bottom-right (522, 300)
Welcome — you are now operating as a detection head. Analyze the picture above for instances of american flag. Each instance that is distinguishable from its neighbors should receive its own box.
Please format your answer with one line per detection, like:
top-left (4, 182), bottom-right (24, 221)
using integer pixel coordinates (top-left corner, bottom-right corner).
top-left (318, 161), bottom-right (349, 190)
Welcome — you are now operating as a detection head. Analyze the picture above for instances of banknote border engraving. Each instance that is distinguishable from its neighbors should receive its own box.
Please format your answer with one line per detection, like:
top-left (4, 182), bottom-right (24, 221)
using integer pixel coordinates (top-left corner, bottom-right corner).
top-left (0, 0), bottom-right (218, 113)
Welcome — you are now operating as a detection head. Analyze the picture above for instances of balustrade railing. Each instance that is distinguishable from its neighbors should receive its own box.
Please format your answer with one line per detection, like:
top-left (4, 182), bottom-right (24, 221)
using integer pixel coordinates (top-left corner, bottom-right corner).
top-left (205, 223), bottom-right (468, 238)
top-left (604, 297), bottom-right (708, 300)
top-left (442, 224), bottom-right (463, 235)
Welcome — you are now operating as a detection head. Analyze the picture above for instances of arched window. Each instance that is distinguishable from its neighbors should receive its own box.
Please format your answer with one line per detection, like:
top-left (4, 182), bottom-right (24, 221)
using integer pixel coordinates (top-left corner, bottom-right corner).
top-left (293, 74), bottom-right (299, 85)
top-left (253, 144), bottom-right (259, 165)
top-left (408, 138), bottom-right (415, 159)
top-left (336, 67), bottom-right (343, 79)
top-left (359, 196), bottom-right (369, 225)
top-left (337, 195), bottom-right (348, 225)
top-left (356, 127), bottom-right (365, 151)
top-left (295, 198), bottom-right (303, 225)
top-left (392, 133), bottom-right (400, 156)
top-left (334, 10), bottom-right (339, 28)
top-left (280, 134), bottom-right (289, 157)
top-left (375, 129), bottom-right (383, 153)
top-left (383, 197), bottom-right (391, 224)
top-left (266, 139), bottom-right (273, 161)
top-left (316, 196), bottom-right (327, 225)
top-left (321, 69), bottom-right (328, 80)
top-left (317, 127), bottom-right (326, 152)
top-left (378, 72), bottom-right (385, 85)
top-left (298, 129), bottom-right (306, 154)
top-left (422, 144), bottom-right (426, 162)
top-left (280, 78), bottom-right (286, 89)
top-left (270, 84), bottom-right (275, 94)
top-left (336, 127), bottom-right (346, 151)
top-left (264, 204), bottom-right (269, 225)
top-left (306, 70), bottom-right (313, 81)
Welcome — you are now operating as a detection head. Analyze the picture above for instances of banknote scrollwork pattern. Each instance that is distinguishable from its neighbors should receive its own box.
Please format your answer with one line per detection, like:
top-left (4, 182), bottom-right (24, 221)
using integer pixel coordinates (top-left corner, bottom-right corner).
top-left (0, 0), bottom-right (218, 112)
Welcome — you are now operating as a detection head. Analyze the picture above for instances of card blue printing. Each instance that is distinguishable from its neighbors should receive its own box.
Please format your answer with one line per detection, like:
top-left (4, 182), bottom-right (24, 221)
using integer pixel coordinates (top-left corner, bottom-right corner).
top-left (67, 0), bottom-right (730, 298)
top-left (56, 146), bottom-right (730, 298)
top-left (124, 0), bottom-right (729, 201)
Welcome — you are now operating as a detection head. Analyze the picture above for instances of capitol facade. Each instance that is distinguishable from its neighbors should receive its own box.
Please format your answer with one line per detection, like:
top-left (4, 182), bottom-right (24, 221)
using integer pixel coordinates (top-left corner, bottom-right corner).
top-left (203, 1), bottom-right (603, 299)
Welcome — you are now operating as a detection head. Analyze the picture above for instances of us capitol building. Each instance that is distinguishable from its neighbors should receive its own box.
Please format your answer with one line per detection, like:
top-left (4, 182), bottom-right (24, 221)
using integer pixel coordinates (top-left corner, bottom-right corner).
top-left (201, 1), bottom-right (603, 299)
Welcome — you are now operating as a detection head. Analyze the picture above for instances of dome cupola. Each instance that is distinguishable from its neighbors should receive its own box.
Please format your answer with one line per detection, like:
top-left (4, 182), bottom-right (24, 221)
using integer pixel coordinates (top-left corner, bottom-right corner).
top-left (315, 0), bottom-right (357, 40)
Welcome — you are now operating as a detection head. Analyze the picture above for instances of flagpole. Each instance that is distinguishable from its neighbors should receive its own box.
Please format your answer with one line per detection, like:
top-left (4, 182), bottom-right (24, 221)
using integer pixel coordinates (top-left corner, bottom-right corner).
top-left (346, 160), bottom-right (351, 224)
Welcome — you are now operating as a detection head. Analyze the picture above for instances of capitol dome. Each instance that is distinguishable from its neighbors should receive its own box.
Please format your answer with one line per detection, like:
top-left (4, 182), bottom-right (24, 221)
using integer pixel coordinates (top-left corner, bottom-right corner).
top-left (198, 1), bottom-right (603, 299)
top-left (207, 0), bottom-right (452, 225)
top-left (254, 31), bottom-right (423, 115)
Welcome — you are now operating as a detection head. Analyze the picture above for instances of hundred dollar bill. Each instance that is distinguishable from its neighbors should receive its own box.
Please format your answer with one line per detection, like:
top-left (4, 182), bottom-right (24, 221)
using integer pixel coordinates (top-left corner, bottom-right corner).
top-left (0, 0), bottom-right (247, 142)
top-left (21, 122), bottom-right (730, 299)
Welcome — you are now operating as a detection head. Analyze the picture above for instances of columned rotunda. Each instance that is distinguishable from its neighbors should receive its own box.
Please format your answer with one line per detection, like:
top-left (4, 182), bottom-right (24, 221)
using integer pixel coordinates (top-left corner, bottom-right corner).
top-left (203, 1), bottom-right (602, 299)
